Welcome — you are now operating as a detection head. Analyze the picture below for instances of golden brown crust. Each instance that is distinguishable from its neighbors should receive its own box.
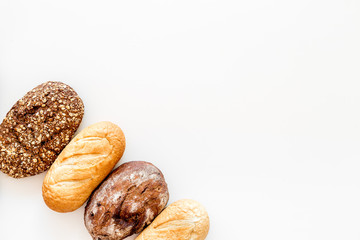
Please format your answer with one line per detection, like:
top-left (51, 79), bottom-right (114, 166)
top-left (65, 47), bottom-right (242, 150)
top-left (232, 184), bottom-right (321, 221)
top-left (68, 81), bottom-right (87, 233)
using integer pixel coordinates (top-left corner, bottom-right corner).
top-left (42, 121), bottom-right (125, 213)
top-left (135, 199), bottom-right (210, 240)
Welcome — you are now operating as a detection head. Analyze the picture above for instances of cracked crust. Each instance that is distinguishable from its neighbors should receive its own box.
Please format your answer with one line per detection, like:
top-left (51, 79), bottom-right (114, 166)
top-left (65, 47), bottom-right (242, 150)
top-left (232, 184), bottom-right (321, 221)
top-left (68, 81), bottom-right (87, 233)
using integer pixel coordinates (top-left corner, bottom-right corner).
top-left (42, 121), bottom-right (126, 213)
top-left (0, 81), bottom-right (84, 178)
top-left (84, 161), bottom-right (169, 240)
top-left (135, 199), bottom-right (210, 240)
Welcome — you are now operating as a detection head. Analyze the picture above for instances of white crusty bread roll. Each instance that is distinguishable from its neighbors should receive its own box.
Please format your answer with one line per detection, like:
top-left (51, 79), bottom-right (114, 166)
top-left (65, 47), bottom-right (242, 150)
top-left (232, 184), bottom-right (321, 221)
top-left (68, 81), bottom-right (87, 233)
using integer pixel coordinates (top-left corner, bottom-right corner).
top-left (42, 121), bottom-right (126, 213)
top-left (135, 199), bottom-right (210, 240)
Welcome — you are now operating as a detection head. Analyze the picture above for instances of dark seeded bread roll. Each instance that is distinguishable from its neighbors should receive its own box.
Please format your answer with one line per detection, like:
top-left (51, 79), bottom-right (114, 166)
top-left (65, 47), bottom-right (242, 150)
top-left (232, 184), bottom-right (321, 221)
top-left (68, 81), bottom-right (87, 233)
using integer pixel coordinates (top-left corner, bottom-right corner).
top-left (84, 161), bottom-right (169, 240)
top-left (0, 81), bottom-right (84, 178)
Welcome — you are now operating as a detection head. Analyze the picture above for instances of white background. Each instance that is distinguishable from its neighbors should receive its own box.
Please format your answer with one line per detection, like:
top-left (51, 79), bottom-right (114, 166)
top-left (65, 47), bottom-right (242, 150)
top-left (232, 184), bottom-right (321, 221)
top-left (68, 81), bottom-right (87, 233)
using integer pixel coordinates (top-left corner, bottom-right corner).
top-left (0, 0), bottom-right (360, 239)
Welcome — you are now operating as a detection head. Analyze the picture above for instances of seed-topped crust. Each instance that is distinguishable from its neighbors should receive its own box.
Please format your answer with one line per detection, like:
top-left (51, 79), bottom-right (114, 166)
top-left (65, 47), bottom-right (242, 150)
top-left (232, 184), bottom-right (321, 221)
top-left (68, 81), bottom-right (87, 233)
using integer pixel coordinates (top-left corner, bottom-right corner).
top-left (0, 81), bottom-right (84, 178)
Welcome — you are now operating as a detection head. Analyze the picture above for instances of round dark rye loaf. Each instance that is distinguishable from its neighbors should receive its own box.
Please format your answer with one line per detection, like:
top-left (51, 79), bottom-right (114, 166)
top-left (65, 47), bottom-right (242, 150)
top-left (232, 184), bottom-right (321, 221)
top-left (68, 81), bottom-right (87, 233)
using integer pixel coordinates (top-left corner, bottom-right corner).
top-left (84, 161), bottom-right (169, 240)
top-left (0, 81), bottom-right (84, 178)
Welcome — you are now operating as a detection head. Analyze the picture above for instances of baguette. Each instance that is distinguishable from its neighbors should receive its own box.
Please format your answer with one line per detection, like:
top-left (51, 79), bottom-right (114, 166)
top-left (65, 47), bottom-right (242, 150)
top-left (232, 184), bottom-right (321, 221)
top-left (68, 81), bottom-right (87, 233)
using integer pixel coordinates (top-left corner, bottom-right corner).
top-left (42, 121), bottom-right (126, 213)
top-left (135, 199), bottom-right (210, 240)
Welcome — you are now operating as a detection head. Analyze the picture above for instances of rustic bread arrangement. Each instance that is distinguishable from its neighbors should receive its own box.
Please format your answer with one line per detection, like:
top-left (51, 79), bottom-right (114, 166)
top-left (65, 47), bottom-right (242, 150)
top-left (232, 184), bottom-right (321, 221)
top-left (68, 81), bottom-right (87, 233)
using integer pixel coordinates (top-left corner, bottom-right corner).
top-left (0, 81), bottom-right (210, 240)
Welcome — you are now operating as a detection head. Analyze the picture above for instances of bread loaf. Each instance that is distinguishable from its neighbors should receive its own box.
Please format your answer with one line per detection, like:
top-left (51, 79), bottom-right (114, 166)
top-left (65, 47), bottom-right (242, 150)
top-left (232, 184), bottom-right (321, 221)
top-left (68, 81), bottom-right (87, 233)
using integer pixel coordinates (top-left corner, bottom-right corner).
top-left (135, 199), bottom-right (209, 240)
top-left (0, 81), bottom-right (84, 178)
top-left (42, 121), bottom-right (125, 213)
top-left (84, 161), bottom-right (169, 240)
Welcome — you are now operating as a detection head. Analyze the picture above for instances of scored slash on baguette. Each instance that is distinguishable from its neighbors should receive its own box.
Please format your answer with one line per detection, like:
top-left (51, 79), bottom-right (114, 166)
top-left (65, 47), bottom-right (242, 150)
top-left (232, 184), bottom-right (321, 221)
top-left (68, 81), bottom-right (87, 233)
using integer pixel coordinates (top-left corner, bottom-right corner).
top-left (135, 199), bottom-right (210, 240)
top-left (42, 121), bottom-right (126, 213)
